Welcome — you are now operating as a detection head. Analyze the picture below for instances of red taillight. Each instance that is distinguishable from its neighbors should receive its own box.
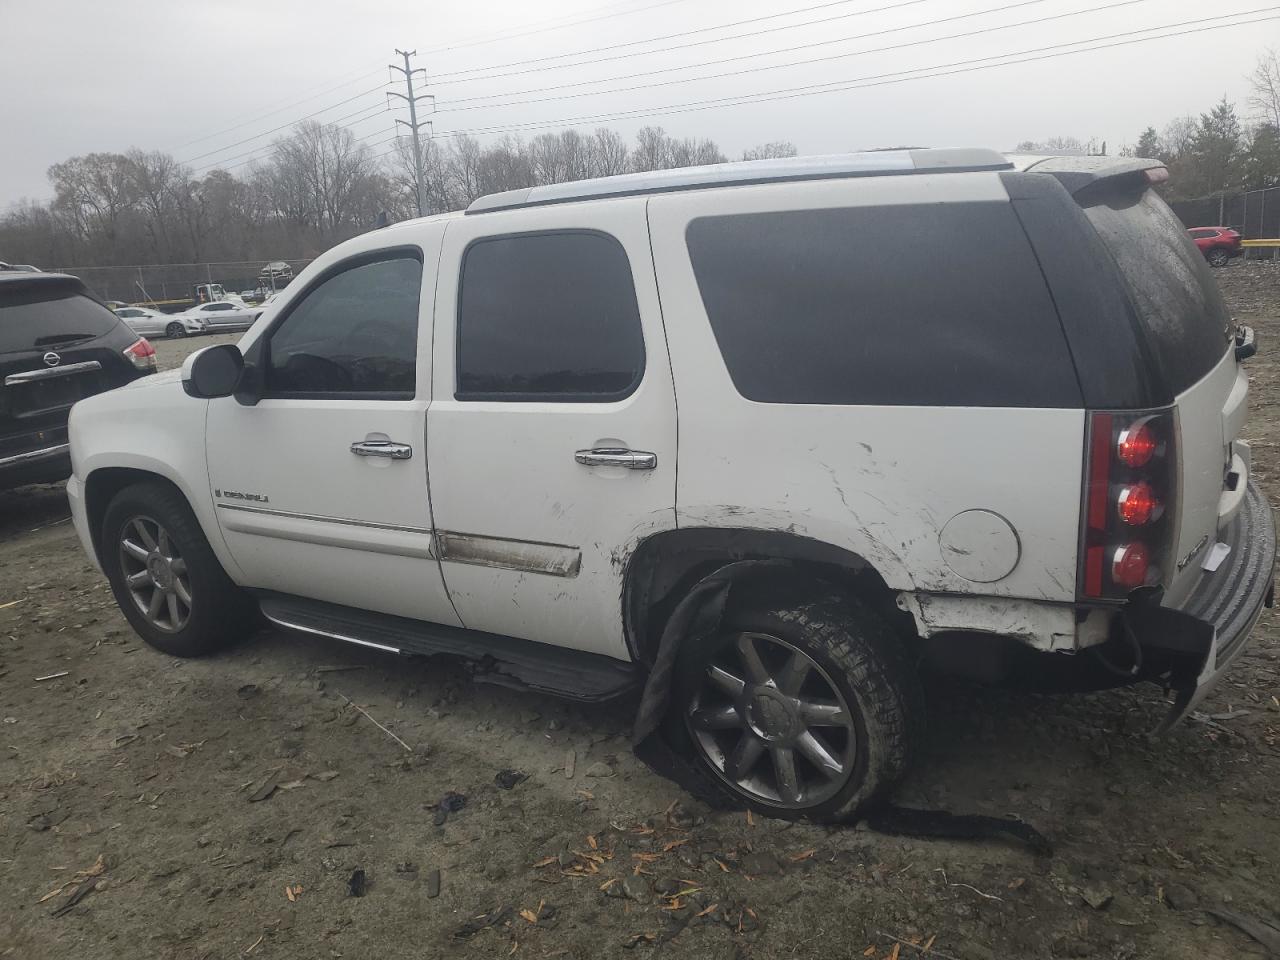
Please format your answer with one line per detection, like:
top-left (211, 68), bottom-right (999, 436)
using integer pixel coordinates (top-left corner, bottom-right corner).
top-left (124, 337), bottom-right (156, 372)
top-left (1111, 542), bottom-right (1149, 588)
top-left (1117, 482), bottom-right (1159, 525)
top-left (1116, 421), bottom-right (1157, 467)
top-left (1079, 410), bottom-right (1176, 600)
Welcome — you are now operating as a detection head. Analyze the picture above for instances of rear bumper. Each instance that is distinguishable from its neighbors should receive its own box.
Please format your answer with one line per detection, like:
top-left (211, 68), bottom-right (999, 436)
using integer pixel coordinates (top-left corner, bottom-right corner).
top-left (1128, 480), bottom-right (1275, 731)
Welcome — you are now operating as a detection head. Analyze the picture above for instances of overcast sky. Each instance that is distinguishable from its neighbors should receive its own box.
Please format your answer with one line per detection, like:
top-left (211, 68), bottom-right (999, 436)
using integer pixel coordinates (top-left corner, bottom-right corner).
top-left (1, 0), bottom-right (1272, 208)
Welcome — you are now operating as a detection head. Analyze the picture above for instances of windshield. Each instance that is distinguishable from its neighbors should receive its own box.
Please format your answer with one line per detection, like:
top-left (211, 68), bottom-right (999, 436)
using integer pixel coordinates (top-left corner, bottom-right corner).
top-left (1083, 189), bottom-right (1232, 394)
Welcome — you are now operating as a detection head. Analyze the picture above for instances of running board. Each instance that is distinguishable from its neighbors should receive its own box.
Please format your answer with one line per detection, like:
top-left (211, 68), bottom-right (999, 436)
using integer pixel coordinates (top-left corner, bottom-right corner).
top-left (255, 592), bottom-right (639, 703)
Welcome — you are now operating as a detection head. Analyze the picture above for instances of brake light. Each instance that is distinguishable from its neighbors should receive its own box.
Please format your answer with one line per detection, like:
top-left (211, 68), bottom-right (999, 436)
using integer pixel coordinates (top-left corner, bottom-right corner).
top-left (1079, 410), bottom-right (1177, 600)
top-left (1117, 482), bottom-right (1159, 525)
top-left (1116, 420), bottom-right (1158, 467)
top-left (1144, 167), bottom-right (1169, 185)
top-left (1111, 542), bottom-right (1150, 588)
top-left (123, 337), bottom-right (157, 372)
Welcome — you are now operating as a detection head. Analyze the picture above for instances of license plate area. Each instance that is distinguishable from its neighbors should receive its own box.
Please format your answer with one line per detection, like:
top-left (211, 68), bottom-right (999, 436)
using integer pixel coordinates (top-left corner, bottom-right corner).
top-left (8, 374), bottom-right (91, 416)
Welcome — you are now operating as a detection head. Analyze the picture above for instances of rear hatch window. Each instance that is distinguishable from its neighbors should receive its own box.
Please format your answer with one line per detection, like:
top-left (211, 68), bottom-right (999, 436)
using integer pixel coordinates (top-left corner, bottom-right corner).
top-left (1082, 190), bottom-right (1232, 393)
top-left (0, 285), bottom-right (122, 355)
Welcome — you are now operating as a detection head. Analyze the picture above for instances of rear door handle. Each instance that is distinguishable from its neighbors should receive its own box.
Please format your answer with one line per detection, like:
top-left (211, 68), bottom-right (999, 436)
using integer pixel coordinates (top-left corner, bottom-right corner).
top-left (574, 447), bottom-right (657, 470)
top-left (350, 440), bottom-right (413, 460)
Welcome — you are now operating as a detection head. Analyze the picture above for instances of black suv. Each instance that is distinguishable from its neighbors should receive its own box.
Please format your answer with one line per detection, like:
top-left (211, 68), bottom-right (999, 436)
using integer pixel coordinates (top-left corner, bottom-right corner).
top-left (1, 273), bottom-right (156, 490)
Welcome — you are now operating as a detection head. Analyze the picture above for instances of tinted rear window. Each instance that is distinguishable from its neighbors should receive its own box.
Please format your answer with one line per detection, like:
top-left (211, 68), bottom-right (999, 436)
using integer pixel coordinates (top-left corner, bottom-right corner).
top-left (685, 203), bottom-right (1081, 406)
top-left (0, 286), bottom-right (121, 355)
top-left (457, 231), bottom-right (645, 401)
top-left (1083, 191), bottom-right (1230, 394)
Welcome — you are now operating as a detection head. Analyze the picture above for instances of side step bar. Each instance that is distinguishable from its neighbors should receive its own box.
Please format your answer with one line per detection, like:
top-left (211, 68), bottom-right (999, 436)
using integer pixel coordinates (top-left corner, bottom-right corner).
top-left (256, 592), bottom-right (639, 703)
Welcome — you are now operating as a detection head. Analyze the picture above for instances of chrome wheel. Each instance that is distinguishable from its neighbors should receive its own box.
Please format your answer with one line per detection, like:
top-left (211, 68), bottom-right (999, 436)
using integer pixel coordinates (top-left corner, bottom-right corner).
top-left (118, 516), bottom-right (192, 633)
top-left (685, 632), bottom-right (858, 809)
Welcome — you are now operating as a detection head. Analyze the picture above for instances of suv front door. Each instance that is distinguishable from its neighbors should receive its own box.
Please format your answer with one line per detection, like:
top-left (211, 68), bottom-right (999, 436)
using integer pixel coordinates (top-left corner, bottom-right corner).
top-left (427, 199), bottom-right (678, 660)
top-left (204, 236), bottom-right (460, 626)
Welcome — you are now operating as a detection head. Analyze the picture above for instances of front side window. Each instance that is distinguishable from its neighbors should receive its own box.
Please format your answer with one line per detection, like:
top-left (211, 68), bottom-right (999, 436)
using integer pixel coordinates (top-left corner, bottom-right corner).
top-left (456, 231), bottom-right (645, 401)
top-left (265, 253), bottom-right (422, 397)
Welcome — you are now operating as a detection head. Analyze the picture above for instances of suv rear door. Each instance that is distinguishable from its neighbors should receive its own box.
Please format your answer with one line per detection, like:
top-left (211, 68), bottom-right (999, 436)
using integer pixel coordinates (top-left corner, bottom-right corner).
top-left (1, 276), bottom-right (142, 470)
top-left (426, 198), bottom-right (677, 660)
top-left (1079, 188), bottom-right (1243, 605)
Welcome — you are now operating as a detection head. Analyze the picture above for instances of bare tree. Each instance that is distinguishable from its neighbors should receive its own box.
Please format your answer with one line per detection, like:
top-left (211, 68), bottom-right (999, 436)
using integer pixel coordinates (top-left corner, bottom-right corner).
top-left (588, 128), bottom-right (630, 176)
top-left (1248, 48), bottom-right (1280, 127)
top-left (48, 153), bottom-right (137, 254)
top-left (742, 141), bottom-right (797, 161)
top-left (125, 149), bottom-right (187, 260)
top-left (267, 121), bottom-right (380, 237)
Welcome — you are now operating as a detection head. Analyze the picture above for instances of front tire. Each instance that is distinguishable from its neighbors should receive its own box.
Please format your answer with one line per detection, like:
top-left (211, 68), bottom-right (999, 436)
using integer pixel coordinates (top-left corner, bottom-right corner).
top-left (165, 321), bottom-right (186, 339)
top-left (1207, 248), bottom-right (1230, 268)
top-left (101, 481), bottom-right (255, 657)
top-left (665, 590), bottom-right (923, 822)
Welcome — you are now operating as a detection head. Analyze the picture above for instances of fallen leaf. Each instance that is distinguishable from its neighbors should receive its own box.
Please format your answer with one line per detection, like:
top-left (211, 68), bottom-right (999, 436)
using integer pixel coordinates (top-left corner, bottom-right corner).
top-left (313, 770), bottom-right (340, 781)
top-left (587, 834), bottom-right (598, 850)
top-left (889, 945), bottom-right (900, 960)
top-left (696, 903), bottom-right (719, 918)
top-left (863, 947), bottom-right (877, 957)
top-left (532, 856), bottom-right (558, 868)
top-left (662, 839), bottom-right (689, 852)
top-left (923, 934), bottom-right (936, 952)
top-left (788, 849), bottom-right (817, 862)
top-left (285, 884), bottom-right (295, 902)
top-left (278, 779), bottom-right (307, 790)
top-left (519, 908), bottom-right (539, 924)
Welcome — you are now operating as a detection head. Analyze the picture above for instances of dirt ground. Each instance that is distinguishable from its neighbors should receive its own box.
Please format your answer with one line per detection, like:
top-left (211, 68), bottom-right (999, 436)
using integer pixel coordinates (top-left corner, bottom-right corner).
top-left (2, 272), bottom-right (1280, 960)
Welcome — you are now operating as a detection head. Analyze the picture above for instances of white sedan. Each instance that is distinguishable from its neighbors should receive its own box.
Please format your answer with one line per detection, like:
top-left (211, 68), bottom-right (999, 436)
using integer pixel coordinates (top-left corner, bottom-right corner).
top-left (177, 300), bottom-right (262, 333)
top-left (114, 306), bottom-right (207, 339)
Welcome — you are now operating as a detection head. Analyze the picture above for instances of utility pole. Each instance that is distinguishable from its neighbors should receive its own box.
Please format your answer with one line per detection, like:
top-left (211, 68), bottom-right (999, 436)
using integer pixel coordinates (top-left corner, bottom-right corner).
top-left (389, 49), bottom-right (434, 218)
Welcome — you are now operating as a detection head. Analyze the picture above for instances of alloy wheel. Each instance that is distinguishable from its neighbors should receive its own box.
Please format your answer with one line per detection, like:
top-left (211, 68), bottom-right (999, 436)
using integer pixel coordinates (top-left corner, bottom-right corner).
top-left (118, 516), bottom-right (192, 633)
top-left (685, 632), bottom-right (858, 809)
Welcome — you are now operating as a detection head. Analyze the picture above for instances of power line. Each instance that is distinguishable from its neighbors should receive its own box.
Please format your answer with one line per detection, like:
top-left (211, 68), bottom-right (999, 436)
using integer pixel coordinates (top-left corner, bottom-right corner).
top-left (424, 10), bottom-right (1280, 140)
top-left (419, 0), bottom-right (694, 56)
top-left (178, 84), bottom-right (390, 165)
top-left (169, 68), bottom-right (387, 151)
top-left (433, 0), bottom-right (1063, 110)
top-left (192, 106), bottom-right (394, 175)
top-left (428, 0), bottom-right (929, 83)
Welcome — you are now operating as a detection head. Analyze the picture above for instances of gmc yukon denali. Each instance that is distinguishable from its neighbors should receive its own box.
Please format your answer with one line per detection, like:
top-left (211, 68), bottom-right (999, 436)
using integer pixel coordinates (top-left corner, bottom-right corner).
top-left (65, 150), bottom-right (1275, 821)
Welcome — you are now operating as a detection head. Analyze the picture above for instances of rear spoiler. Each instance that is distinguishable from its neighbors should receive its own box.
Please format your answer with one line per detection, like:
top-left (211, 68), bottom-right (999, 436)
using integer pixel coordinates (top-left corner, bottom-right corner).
top-left (1020, 155), bottom-right (1168, 204)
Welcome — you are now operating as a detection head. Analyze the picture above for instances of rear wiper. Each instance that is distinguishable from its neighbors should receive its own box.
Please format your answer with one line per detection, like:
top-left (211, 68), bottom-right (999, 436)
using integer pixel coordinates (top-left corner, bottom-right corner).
top-left (33, 333), bottom-right (95, 347)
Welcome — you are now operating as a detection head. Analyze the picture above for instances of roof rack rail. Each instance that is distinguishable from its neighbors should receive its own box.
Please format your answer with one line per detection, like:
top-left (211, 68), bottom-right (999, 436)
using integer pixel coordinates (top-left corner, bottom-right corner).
top-left (465, 148), bottom-right (1013, 215)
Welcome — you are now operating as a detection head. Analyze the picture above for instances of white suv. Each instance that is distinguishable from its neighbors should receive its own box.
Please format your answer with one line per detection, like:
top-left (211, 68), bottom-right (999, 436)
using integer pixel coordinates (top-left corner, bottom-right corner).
top-left (66, 149), bottom-right (1275, 822)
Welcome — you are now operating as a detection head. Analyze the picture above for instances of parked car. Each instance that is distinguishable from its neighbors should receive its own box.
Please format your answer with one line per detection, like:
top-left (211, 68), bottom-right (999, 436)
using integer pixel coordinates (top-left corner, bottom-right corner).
top-left (2, 273), bottom-right (155, 490)
top-left (65, 150), bottom-right (1273, 821)
top-left (1, 261), bottom-right (41, 272)
top-left (114, 305), bottom-right (206, 339)
top-left (1188, 226), bottom-right (1243, 266)
top-left (172, 299), bottom-right (261, 333)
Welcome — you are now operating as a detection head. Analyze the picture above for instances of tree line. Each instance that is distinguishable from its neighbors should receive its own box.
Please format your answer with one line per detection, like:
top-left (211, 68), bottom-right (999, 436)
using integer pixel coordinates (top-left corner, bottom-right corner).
top-left (1016, 49), bottom-right (1280, 201)
top-left (0, 124), bottom-right (793, 269)
top-left (4, 48), bottom-right (1277, 269)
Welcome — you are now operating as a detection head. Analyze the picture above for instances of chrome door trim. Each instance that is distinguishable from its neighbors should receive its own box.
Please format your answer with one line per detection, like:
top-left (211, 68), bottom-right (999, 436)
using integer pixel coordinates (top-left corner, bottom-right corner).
top-left (4, 361), bottom-right (102, 386)
top-left (215, 502), bottom-right (436, 559)
top-left (262, 610), bottom-right (402, 654)
top-left (0, 443), bottom-right (70, 468)
top-left (435, 530), bottom-right (582, 578)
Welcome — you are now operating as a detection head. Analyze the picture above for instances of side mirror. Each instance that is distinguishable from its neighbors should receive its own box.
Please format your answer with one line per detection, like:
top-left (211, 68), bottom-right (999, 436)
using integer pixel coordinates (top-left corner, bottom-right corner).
top-left (182, 344), bottom-right (243, 399)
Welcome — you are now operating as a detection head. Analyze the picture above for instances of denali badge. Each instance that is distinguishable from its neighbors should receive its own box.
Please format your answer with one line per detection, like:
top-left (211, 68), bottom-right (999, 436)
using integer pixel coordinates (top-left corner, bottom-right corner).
top-left (215, 489), bottom-right (270, 503)
top-left (1176, 534), bottom-right (1210, 572)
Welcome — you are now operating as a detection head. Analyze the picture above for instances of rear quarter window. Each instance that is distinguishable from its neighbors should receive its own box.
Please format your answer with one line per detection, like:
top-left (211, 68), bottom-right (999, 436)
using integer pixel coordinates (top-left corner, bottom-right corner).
top-left (0, 285), bottom-right (122, 355)
top-left (685, 202), bottom-right (1082, 407)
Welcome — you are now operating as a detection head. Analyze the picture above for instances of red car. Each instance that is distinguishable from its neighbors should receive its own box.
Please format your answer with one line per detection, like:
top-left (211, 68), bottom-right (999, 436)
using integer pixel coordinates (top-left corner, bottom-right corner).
top-left (1188, 226), bottom-right (1243, 267)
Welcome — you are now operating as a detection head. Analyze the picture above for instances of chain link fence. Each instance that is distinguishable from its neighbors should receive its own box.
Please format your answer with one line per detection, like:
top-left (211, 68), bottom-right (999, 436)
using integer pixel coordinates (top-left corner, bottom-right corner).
top-left (1169, 187), bottom-right (1280, 241)
top-left (51, 260), bottom-right (313, 310)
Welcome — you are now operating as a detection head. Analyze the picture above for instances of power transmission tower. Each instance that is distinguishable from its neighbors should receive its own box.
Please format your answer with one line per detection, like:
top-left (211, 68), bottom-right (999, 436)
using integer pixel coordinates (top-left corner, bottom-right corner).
top-left (389, 49), bottom-right (434, 217)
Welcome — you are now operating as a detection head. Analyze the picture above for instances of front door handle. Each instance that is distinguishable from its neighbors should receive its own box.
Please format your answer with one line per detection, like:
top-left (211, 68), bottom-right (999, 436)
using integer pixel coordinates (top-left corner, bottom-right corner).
top-left (350, 439), bottom-right (413, 460)
top-left (574, 447), bottom-right (657, 470)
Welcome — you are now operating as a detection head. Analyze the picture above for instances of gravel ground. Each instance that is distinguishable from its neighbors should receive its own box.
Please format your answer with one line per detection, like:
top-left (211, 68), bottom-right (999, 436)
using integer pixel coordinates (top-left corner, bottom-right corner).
top-left (1, 271), bottom-right (1279, 960)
